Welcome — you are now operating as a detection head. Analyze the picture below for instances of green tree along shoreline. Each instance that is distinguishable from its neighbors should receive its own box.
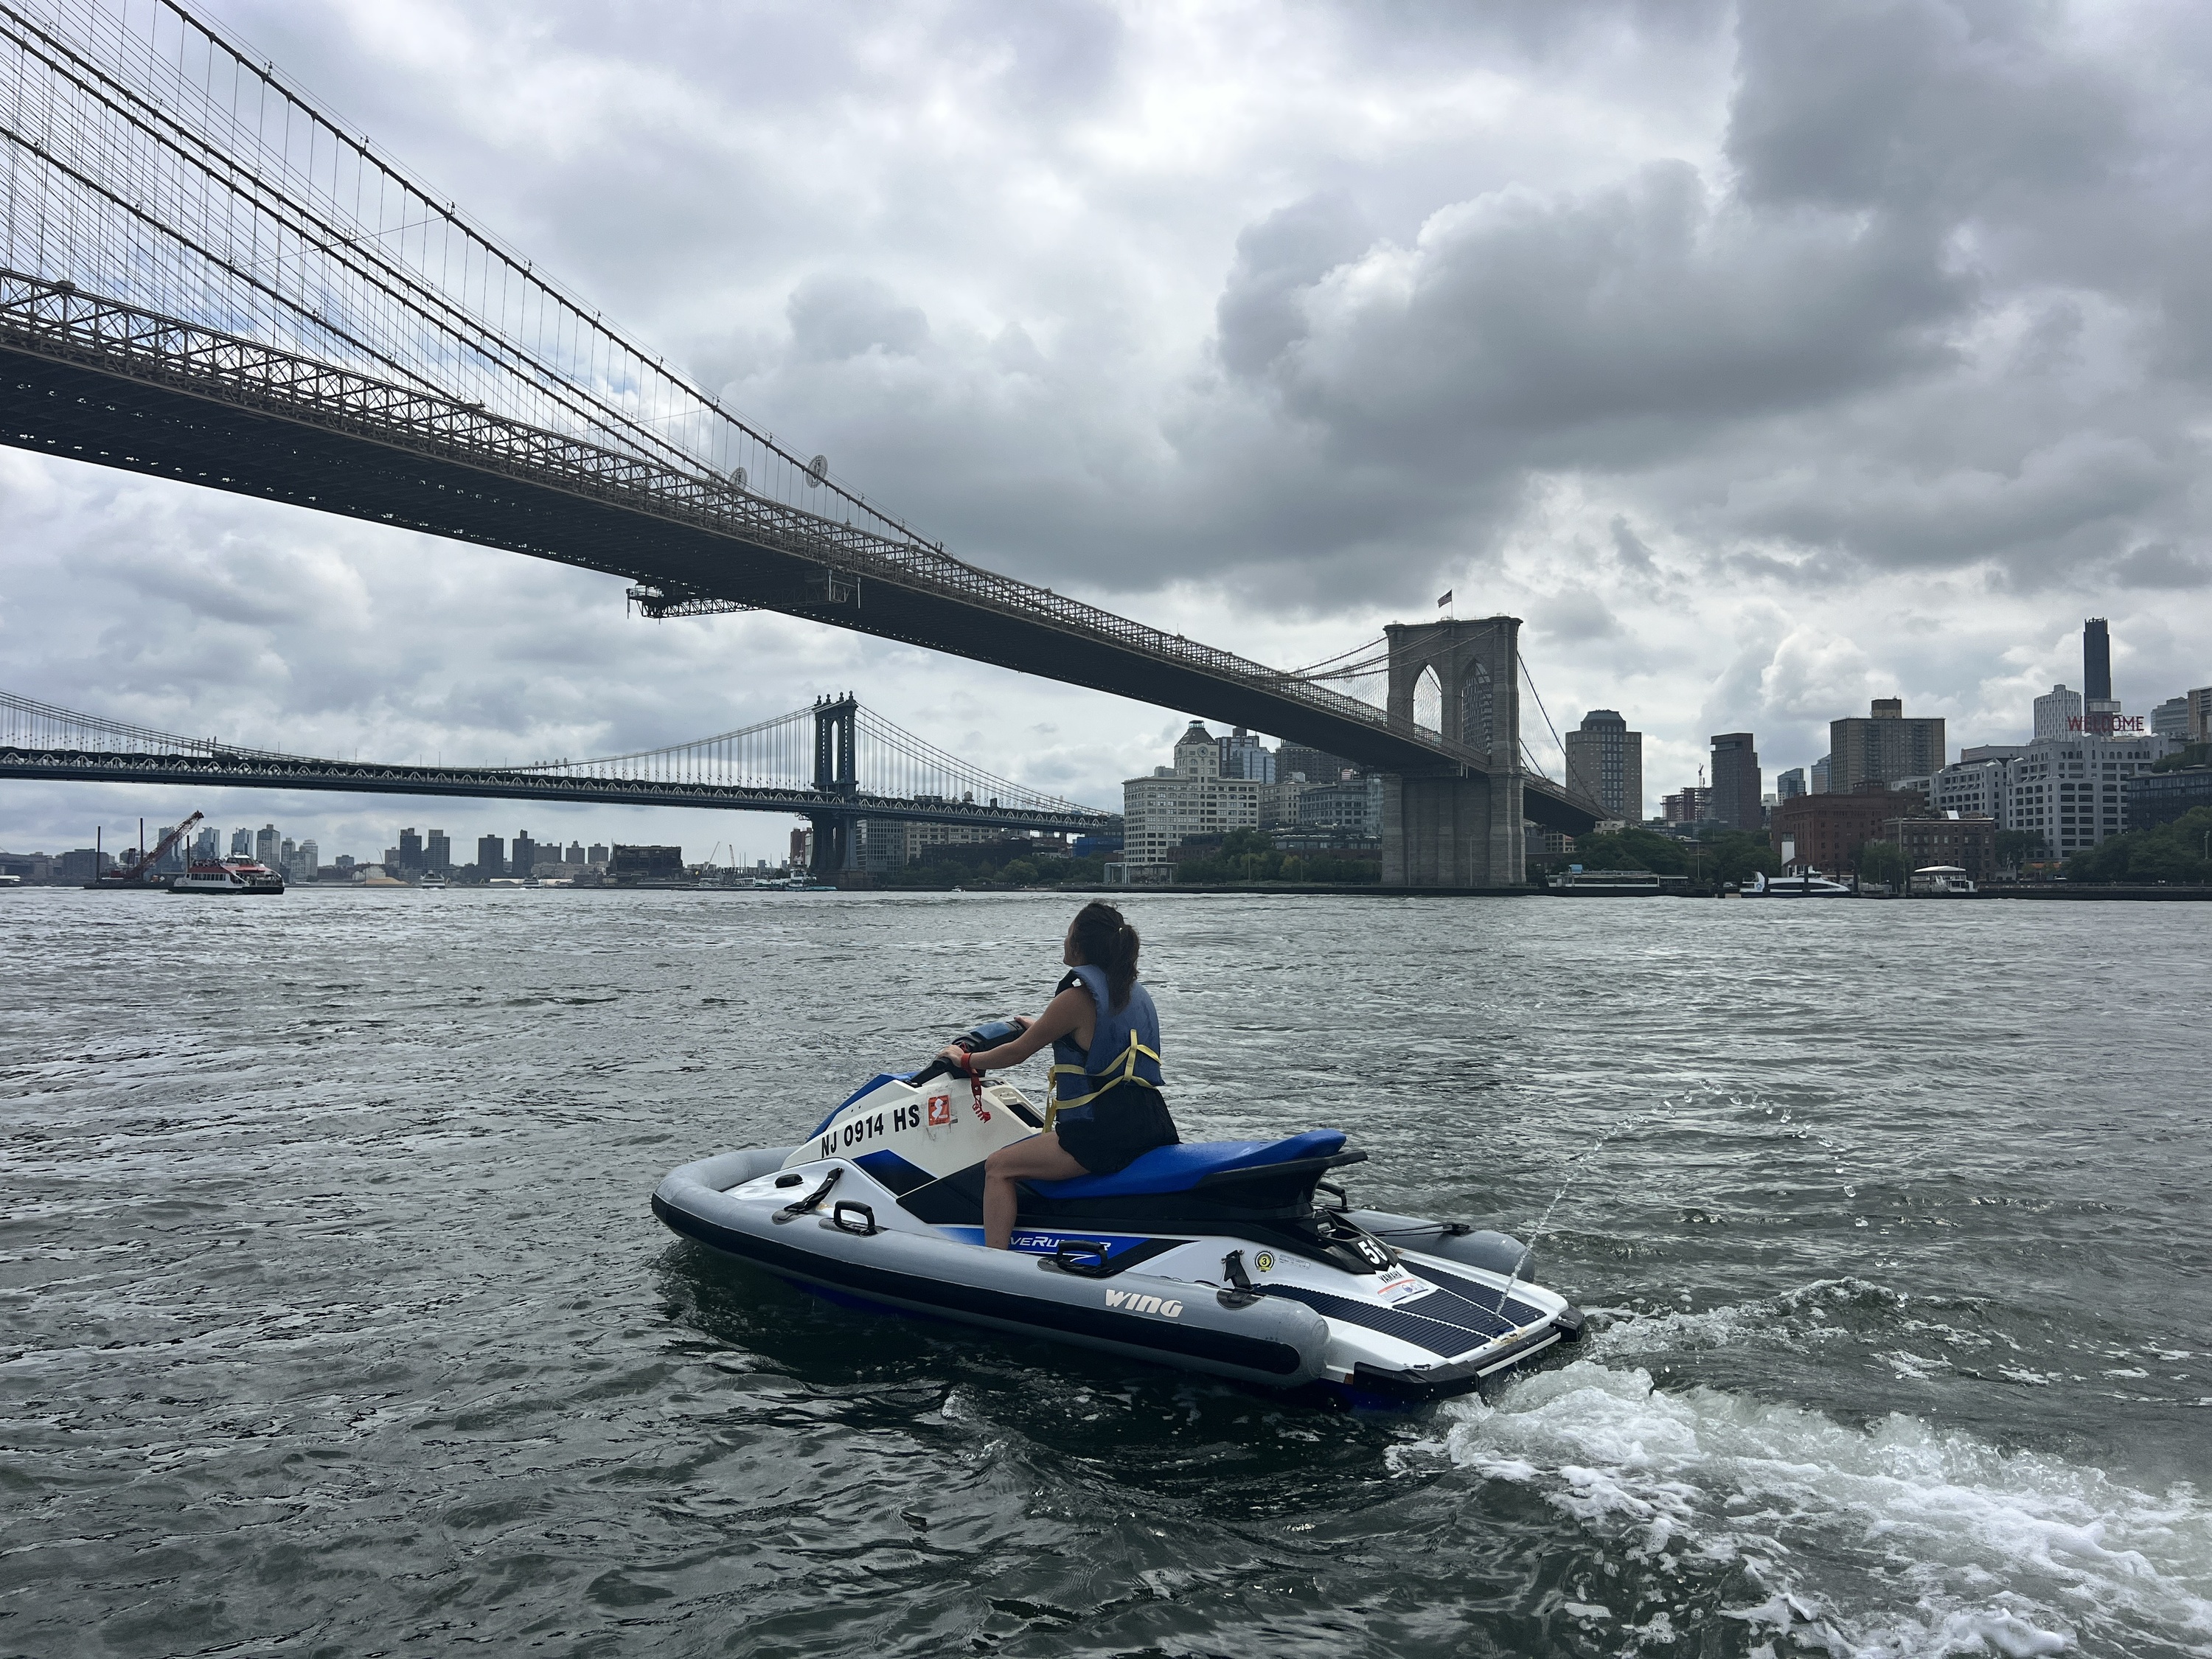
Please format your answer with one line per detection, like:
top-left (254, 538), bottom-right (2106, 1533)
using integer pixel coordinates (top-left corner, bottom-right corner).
top-left (1562, 826), bottom-right (1779, 888)
top-left (2064, 806), bottom-right (2212, 884)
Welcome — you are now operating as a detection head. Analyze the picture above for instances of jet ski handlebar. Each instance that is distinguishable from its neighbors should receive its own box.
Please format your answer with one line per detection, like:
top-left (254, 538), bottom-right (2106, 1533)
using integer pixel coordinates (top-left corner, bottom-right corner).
top-left (908, 1015), bottom-right (1032, 1087)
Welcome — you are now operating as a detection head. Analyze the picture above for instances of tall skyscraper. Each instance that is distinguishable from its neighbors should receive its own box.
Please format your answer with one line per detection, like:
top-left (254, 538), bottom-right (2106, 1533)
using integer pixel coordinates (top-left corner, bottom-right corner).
top-left (2084, 617), bottom-right (2112, 703)
top-left (255, 824), bottom-right (278, 866)
top-left (1776, 767), bottom-right (1806, 800)
top-left (1563, 709), bottom-right (1644, 822)
top-left (426, 830), bottom-right (451, 872)
top-left (477, 833), bottom-right (504, 877)
top-left (230, 827), bottom-right (251, 855)
top-left (512, 830), bottom-right (538, 875)
top-left (398, 827), bottom-right (424, 872)
top-left (192, 826), bottom-right (220, 860)
top-left (1830, 700), bottom-right (1945, 791)
top-left (1708, 733), bottom-right (1761, 830)
top-left (1809, 754), bottom-right (1832, 793)
top-left (298, 839), bottom-right (319, 880)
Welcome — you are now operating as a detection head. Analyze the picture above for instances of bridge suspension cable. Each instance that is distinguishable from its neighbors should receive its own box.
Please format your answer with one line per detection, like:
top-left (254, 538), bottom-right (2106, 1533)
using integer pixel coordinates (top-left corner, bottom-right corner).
top-left (0, 0), bottom-right (931, 542)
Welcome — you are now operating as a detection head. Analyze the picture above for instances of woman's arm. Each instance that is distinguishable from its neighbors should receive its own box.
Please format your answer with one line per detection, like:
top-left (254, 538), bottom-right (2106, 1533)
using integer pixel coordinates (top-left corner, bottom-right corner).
top-left (942, 986), bottom-right (1091, 1074)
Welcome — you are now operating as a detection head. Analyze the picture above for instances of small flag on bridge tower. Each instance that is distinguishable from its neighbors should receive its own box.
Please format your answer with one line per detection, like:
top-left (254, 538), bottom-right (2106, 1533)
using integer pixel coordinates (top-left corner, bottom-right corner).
top-left (1436, 589), bottom-right (1453, 609)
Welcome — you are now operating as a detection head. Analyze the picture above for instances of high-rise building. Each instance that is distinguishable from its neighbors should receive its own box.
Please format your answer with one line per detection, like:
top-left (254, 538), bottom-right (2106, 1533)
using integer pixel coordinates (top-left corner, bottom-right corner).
top-left (1830, 700), bottom-right (1944, 791)
top-left (1775, 768), bottom-right (1806, 801)
top-left (2152, 697), bottom-right (2191, 742)
top-left (1662, 786), bottom-right (1713, 824)
top-left (565, 841), bottom-right (585, 865)
top-left (2191, 687), bottom-right (2212, 742)
top-left (1809, 754), bottom-right (1832, 794)
top-left (512, 830), bottom-right (537, 875)
top-left (1708, 733), bottom-right (1761, 830)
top-left (2084, 617), bottom-right (2112, 703)
top-left (1218, 728), bottom-right (1276, 782)
top-left (2006, 732), bottom-right (2163, 857)
top-left (298, 839), bottom-right (319, 880)
top-left (426, 830), bottom-right (451, 872)
top-left (588, 843), bottom-right (609, 864)
top-left (477, 833), bottom-right (504, 877)
top-left (1563, 709), bottom-right (1644, 822)
top-left (230, 827), bottom-right (252, 855)
top-left (398, 827), bottom-right (424, 872)
top-left (192, 826), bottom-right (220, 859)
top-left (255, 824), bottom-right (279, 867)
top-left (2034, 684), bottom-right (2083, 740)
top-left (1121, 720), bottom-right (1266, 867)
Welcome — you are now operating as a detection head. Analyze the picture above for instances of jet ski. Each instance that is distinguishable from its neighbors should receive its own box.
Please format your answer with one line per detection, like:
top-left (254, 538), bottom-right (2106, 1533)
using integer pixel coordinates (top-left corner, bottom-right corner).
top-left (653, 1019), bottom-right (1584, 1403)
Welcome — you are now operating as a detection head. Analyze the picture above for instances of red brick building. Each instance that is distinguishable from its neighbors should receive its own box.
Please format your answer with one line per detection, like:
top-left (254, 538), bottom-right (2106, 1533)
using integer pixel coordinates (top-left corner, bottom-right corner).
top-left (1885, 816), bottom-right (1997, 885)
top-left (1770, 787), bottom-right (1926, 874)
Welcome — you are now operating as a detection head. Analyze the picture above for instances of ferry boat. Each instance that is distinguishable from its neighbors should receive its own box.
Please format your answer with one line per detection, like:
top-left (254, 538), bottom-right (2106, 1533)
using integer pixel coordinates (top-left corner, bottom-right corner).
top-left (418, 871), bottom-right (450, 888)
top-left (1547, 867), bottom-right (1663, 896)
top-left (169, 858), bottom-right (286, 894)
top-left (1742, 870), bottom-right (1852, 898)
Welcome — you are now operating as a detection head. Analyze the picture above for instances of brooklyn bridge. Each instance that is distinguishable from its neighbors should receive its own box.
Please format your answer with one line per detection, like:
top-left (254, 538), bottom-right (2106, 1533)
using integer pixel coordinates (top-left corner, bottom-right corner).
top-left (0, 0), bottom-right (1602, 886)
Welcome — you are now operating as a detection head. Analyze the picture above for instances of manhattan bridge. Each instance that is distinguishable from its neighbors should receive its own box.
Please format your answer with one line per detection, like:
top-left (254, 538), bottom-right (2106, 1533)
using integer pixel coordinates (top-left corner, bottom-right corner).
top-left (0, 0), bottom-right (1601, 884)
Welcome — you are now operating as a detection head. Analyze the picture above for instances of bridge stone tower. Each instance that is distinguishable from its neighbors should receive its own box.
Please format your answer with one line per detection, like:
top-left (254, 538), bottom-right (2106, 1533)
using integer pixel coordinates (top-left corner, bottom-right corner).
top-left (809, 695), bottom-right (859, 876)
top-left (1380, 617), bottom-right (1523, 888)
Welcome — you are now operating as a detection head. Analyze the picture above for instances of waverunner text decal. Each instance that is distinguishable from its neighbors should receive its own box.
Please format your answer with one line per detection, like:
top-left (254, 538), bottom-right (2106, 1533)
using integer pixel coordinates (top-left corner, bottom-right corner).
top-left (818, 1103), bottom-right (923, 1158)
top-left (1104, 1290), bottom-right (1183, 1318)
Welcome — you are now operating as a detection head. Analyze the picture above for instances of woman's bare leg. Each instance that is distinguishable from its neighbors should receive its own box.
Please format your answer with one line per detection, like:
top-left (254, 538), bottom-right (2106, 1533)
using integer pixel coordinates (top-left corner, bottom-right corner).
top-left (982, 1133), bottom-right (1087, 1248)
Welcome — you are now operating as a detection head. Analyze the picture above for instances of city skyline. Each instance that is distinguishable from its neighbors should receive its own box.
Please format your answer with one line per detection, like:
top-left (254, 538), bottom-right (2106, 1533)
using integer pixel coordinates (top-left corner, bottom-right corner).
top-left (8, 615), bottom-right (2199, 859)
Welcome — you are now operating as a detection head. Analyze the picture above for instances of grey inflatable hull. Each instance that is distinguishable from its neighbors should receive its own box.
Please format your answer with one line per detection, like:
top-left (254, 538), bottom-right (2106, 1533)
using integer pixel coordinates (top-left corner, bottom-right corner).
top-left (653, 1150), bottom-right (1332, 1390)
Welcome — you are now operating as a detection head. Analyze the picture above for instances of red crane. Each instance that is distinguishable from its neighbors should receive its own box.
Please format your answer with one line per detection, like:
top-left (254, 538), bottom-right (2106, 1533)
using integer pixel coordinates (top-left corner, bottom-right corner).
top-left (111, 811), bottom-right (205, 886)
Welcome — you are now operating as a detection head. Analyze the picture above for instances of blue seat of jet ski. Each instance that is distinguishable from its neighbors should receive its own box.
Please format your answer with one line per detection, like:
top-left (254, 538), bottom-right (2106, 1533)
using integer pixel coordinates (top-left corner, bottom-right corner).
top-left (1030, 1130), bottom-right (1349, 1200)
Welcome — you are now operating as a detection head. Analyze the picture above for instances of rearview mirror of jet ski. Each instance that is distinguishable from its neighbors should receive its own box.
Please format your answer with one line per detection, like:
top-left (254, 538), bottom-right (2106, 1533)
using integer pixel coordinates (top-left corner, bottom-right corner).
top-left (653, 1020), bottom-right (1585, 1404)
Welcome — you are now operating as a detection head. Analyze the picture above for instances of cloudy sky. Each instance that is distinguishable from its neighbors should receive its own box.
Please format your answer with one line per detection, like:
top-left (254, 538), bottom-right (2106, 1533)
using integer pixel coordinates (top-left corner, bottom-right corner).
top-left (7, 0), bottom-right (2212, 860)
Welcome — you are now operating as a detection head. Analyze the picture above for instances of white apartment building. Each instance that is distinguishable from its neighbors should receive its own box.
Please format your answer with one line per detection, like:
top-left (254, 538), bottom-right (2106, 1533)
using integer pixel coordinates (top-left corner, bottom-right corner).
top-left (1927, 759), bottom-right (2008, 821)
top-left (2007, 733), bottom-right (2164, 856)
top-left (1121, 722), bottom-right (1264, 866)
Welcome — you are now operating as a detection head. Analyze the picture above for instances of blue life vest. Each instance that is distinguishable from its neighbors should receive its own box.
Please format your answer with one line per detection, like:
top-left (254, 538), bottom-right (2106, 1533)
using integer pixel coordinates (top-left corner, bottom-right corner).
top-left (1047, 965), bottom-right (1164, 1125)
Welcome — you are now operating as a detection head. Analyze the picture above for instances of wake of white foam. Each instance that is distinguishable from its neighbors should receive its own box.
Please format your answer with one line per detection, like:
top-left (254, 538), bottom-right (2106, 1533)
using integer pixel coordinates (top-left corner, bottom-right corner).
top-left (1421, 1360), bottom-right (2212, 1658)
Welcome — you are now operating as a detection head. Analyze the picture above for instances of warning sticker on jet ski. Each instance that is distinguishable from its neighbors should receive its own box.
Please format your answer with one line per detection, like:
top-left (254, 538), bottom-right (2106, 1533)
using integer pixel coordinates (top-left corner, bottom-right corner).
top-left (927, 1094), bottom-right (953, 1127)
top-left (1375, 1270), bottom-right (1434, 1306)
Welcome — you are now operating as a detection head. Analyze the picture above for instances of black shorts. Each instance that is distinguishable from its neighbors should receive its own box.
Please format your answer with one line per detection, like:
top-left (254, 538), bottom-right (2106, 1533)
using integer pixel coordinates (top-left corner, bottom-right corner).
top-left (1052, 1082), bottom-right (1179, 1175)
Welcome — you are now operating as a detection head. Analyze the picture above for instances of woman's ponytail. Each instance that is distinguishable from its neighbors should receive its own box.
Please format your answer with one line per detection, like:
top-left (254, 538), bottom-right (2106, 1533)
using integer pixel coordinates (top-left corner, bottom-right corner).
top-left (1070, 900), bottom-right (1141, 1011)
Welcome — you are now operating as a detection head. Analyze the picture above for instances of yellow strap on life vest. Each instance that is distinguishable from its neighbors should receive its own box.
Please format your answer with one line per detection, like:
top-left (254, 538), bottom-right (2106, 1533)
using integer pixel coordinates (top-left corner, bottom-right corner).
top-left (1043, 1034), bottom-right (1161, 1131)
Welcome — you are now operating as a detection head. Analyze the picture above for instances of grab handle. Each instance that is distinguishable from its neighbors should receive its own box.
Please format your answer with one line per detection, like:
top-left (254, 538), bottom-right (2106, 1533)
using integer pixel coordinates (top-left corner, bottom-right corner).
top-left (830, 1200), bottom-right (878, 1237)
top-left (774, 1166), bottom-right (841, 1222)
top-left (1051, 1239), bottom-right (1113, 1277)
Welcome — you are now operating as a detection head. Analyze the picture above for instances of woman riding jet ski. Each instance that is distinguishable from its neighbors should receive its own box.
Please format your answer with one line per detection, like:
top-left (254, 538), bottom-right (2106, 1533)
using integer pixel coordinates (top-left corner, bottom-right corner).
top-left (653, 902), bottom-right (1583, 1403)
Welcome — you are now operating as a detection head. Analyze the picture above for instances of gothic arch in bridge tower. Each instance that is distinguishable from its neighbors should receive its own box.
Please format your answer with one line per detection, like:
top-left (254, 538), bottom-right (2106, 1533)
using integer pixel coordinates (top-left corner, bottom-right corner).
top-left (1413, 666), bottom-right (1443, 734)
top-left (1379, 617), bottom-right (1524, 888)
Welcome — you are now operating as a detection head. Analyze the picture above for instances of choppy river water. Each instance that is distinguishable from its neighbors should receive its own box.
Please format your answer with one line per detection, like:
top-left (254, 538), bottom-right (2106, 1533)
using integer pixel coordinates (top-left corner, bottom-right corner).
top-left (3, 888), bottom-right (2208, 1658)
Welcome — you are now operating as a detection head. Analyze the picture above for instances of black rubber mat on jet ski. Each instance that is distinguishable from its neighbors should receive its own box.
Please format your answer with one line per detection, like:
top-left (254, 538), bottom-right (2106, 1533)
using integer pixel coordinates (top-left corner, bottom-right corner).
top-left (1408, 1262), bottom-right (1550, 1329)
top-left (1259, 1276), bottom-right (1548, 1359)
